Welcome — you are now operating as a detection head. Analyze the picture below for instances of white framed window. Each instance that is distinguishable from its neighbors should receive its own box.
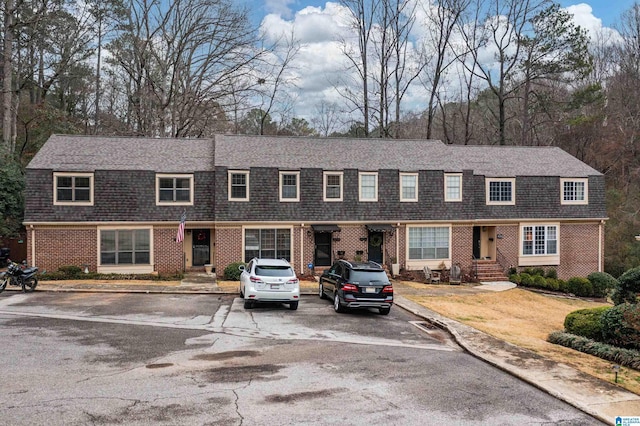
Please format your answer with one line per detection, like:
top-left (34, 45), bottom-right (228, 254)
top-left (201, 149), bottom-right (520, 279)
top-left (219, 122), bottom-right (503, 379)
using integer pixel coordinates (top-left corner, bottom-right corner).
top-left (561, 178), bottom-right (588, 205)
top-left (323, 172), bottom-right (343, 201)
top-left (522, 225), bottom-right (558, 256)
top-left (486, 178), bottom-right (515, 205)
top-left (444, 173), bottom-right (462, 202)
top-left (156, 174), bottom-right (193, 205)
top-left (97, 226), bottom-right (154, 274)
top-left (228, 170), bottom-right (249, 201)
top-left (408, 226), bottom-right (450, 260)
top-left (243, 228), bottom-right (291, 262)
top-left (53, 172), bottom-right (94, 206)
top-left (359, 172), bottom-right (378, 202)
top-left (279, 171), bottom-right (300, 202)
top-left (400, 173), bottom-right (418, 202)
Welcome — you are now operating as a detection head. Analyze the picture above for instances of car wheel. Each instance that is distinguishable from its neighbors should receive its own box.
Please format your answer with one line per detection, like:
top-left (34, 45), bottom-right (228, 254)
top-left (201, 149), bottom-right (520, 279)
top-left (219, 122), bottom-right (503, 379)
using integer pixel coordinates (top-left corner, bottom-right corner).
top-left (318, 281), bottom-right (327, 300)
top-left (333, 293), bottom-right (345, 313)
top-left (289, 301), bottom-right (298, 311)
top-left (379, 307), bottom-right (391, 315)
top-left (243, 300), bottom-right (253, 309)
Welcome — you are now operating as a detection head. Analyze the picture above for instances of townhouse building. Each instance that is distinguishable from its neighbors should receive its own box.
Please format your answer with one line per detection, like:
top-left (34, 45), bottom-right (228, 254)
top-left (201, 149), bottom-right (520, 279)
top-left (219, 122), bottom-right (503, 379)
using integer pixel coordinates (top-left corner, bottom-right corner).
top-left (23, 134), bottom-right (607, 280)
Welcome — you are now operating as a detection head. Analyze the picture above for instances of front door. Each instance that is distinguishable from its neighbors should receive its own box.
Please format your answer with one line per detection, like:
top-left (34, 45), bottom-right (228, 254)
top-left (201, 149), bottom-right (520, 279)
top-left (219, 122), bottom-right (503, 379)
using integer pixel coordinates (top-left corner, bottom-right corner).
top-left (192, 229), bottom-right (210, 266)
top-left (473, 226), bottom-right (481, 259)
top-left (368, 231), bottom-right (383, 263)
top-left (314, 232), bottom-right (332, 267)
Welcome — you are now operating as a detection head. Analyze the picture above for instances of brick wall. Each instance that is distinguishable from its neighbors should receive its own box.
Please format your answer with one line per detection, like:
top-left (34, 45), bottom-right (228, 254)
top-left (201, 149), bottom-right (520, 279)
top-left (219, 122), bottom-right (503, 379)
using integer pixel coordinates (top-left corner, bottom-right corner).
top-left (214, 227), bottom-right (244, 277)
top-left (154, 227), bottom-right (184, 274)
top-left (495, 224), bottom-right (520, 272)
top-left (452, 225), bottom-right (473, 274)
top-left (30, 227), bottom-right (96, 273)
top-left (558, 222), bottom-right (601, 279)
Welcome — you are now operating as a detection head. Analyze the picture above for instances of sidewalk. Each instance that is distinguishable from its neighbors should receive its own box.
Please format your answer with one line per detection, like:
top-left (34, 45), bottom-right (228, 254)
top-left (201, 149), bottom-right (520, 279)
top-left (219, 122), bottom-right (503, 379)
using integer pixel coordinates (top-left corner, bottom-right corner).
top-left (14, 276), bottom-right (640, 425)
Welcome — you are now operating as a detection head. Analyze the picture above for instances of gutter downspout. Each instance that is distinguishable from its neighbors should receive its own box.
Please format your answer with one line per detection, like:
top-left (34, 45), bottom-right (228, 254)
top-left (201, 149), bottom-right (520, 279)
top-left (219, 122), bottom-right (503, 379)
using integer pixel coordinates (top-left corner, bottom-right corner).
top-left (599, 220), bottom-right (604, 272)
top-left (300, 224), bottom-right (304, 275)
top-left (396, 223), bottom-right (400, 266)
top-left (30, 225), bottom-right (35, 266)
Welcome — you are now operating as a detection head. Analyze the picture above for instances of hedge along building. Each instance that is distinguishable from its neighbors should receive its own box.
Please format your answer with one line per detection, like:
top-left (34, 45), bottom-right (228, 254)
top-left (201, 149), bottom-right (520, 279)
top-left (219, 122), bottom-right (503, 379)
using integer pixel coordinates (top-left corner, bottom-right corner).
top-left (24, 134), bottom-right (606, 280)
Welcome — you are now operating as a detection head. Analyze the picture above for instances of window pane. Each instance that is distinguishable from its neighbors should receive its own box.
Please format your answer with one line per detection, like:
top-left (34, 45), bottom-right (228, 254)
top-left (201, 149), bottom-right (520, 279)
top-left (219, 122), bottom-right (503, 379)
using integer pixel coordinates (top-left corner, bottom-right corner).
top-left (245, 230), bottom-right (260, 250)
top-left (57, 188), bottom-right (73, 201)
top-left (57, 176), bottom-right (72, 188)
top-left (135, 252), bottom-right (150, 264)
top-left (175, 189), bottom-right (190, 201)
top-left (401, 175), bottom-right (416, 199)
top-left (119, 252), bottom-right (133, 264)
top-left (75, 188), bottom-right (90, 201)
top-left (408, 227), bottom-right (449, 260)
top-left (118, 231), bottom-right (133, 251)
top-left (361, 175), bottom-right (376, 199)
top-left (75, 177), bottom-right (90, 188)
top-left (135, 230), bottom-right (150, 251)
top-left (175, 178), bottom-right (190, 189)
top-left (231, 185), bottom-right (246, 199)
top-left (261, 229), bottom-right (275, 250)
top-left (159, 190), bottom-right (173, 201)
top-left (282, 174), bottom-right (297, 199)
top-left (159, 178), bottom-right (174, 189)
top-left (446, 175), bottom-right (461, 200)
top-left (101, 253), bottom-right (116, 264)
top-left (101, 231), bottom-right (116, 252)
top-left (231, 173), bottom-right (247, 199)
top-left (489, 181), bottom-right (512, 202)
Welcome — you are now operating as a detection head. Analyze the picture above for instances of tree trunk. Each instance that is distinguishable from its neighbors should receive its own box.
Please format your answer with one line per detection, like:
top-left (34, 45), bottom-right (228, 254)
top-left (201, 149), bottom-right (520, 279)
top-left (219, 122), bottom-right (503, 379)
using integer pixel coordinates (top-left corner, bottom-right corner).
top-left (2, 0), bottom-right (14, 155)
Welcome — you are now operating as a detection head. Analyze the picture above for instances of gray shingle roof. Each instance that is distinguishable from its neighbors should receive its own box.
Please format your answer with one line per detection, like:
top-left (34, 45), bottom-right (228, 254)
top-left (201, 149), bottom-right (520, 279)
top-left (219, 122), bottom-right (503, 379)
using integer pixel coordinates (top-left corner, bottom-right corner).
top-left (215, 135), bottom-right (601, 177)
top-left (27, 134), bottom-right (601, 177)
top-left (27, 134), bottom-right (215, 172)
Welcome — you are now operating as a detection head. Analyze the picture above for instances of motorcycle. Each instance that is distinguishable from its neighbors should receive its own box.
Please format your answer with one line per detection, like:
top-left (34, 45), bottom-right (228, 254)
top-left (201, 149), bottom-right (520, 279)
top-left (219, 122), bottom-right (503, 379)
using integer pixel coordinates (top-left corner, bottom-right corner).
top-left (0, 259), bottom-right (38, 293)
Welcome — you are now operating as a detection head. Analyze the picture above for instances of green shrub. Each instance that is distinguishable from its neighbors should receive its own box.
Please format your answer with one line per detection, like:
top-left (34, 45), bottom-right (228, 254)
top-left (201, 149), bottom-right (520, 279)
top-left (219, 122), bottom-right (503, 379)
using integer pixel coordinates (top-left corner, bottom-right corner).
top-left (565, 277), bottom-right (593, 297)
top-left (533, 274), bottom-right (547, 289)
top-left (531, 267), bottom-right (545, 277)
top-left (548, 331), bottom-right (640, 370)
top-left (522, 268), bottom-right (534, 275)
top-left (612, 267), bottom-right (640, 305)
top-left (587, 272), bottom-right (618, 298)
top-left (545, 269), bottom-right (558, 279)
top-left (57, 265), bottom-right (83, 278)
top-left (224, 262), bottom-right (245, 281)
top-left (509, 273), bottom-right (521, 285)
top-left (601, 303), bottom-right (640, 350)
top-left (508, 267), bottom-right (517, 276)
top-left (545, 278), bottom-right (560, 291)
top-left (557, 279), bottom-right (568, 293)
top-left (564, 306), bottom-right (610, 340)
top-left (519, 272), bottom-right (533, 287)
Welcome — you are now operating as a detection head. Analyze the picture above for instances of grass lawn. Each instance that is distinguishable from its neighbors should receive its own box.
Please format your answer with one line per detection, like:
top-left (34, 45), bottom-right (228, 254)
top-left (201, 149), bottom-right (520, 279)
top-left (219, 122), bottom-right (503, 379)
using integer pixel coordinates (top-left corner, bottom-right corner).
top-left (407, 288), bottom-right (640, 395)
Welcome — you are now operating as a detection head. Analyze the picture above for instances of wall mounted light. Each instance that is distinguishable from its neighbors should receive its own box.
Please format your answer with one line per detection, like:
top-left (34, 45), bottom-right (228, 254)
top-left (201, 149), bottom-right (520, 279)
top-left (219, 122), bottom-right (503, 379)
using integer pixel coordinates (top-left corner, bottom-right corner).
top-left (359, 237), bottom-right (368, 241)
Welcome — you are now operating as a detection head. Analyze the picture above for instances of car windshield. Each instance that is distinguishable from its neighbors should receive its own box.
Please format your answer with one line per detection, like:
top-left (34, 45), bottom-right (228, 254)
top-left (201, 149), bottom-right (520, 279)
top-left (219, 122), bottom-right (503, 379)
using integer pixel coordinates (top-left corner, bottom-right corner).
top-left (350, 270), bottom-right (389, 284)
top-left (255, 265), bottom-right (294, 277)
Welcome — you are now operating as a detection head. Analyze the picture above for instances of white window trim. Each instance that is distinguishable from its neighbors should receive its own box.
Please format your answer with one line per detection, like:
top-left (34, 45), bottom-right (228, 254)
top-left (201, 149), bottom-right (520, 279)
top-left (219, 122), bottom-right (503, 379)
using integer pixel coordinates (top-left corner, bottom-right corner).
top-left (323, 171), bottom-right (343, 202)
top-left (53, 172), bottom-right (94, 206)
top-left (560, 178), bottom-right (588, 205)
top-left (359, 172), bottom-right (378, 202)
top-left (486, 177), bottom-right (516, 205)
top-left (155, 173), bottom-right (194, 206)
top-left (228, 170), bottom-right (250, 202)
top-left (405, 224), bottom-right (452, 270)
top-left (399, 172), bottom-right (419, 202)
top-left (444, 173), bottom-right (463, 202)
top-left (242, 225), bottom-right (294, 263)
top-left (96, 226), bottom-right (154, 274)
top-left (518, 222), bottom-right (560, 266)
top-left (279, 171), bottom-right (300, 202)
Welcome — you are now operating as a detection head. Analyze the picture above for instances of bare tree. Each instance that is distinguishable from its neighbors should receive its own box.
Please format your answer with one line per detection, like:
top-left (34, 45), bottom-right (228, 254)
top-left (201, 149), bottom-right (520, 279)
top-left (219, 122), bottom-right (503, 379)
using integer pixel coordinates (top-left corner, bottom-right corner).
top-left (311, 101), bottom-right (341, 137)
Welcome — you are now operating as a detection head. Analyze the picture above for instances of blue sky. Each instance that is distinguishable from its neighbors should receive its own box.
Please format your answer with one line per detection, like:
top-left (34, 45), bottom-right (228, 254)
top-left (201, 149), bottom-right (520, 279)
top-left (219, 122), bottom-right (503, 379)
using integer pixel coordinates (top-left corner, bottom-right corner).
top-left (256, 0), bottom-right (635, 27)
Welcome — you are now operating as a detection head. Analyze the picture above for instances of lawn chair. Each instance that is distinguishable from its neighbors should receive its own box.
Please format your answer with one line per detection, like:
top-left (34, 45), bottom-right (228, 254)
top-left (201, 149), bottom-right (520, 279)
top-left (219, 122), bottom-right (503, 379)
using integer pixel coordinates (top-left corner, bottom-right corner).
top-left (423, 266), bottom-right (441, 284)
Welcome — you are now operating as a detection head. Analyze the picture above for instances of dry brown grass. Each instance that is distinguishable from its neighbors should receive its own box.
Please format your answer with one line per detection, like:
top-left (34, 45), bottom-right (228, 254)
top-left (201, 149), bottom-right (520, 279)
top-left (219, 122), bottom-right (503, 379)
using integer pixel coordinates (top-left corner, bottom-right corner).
top-left (407, 288), bottom-right (640, 395)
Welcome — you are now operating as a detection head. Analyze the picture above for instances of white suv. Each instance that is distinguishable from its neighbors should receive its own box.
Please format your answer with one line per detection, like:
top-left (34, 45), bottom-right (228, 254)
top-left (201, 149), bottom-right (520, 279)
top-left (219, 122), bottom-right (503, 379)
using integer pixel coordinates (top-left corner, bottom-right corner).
top-left (239, 258), bottom-right (300, 310)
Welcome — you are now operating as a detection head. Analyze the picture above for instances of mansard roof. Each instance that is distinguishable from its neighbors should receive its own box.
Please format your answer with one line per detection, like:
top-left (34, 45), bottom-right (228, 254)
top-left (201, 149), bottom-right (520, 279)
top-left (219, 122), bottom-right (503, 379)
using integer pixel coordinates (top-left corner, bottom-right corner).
top-left (28, 134), bottom-right (601, 177)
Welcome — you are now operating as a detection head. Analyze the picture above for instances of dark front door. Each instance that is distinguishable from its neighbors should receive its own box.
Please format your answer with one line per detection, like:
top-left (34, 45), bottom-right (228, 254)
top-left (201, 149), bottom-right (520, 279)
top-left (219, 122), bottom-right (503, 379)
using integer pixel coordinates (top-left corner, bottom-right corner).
top-left (192, 229), bottom-right (210, 266)
top-left (368, 231), bottom-right (383, 263)
top-left (473, 226), bottom-right (481, 259)
top-left (314, 232), bottom-right (332, 267)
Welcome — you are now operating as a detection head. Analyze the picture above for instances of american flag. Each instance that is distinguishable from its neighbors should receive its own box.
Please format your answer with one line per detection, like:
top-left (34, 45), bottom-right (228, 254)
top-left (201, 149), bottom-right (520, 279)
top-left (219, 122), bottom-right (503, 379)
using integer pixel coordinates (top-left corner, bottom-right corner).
top-left (176, 211), bottom-right (186, 243)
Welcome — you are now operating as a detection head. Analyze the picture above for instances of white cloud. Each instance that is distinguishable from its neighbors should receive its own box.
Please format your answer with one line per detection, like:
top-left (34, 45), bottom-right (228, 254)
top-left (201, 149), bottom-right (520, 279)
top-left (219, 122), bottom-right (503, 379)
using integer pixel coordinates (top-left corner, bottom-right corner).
top-left (264, 0), bottom-right (297, 18)
top-left (564, 3), bottom-right (621, 43)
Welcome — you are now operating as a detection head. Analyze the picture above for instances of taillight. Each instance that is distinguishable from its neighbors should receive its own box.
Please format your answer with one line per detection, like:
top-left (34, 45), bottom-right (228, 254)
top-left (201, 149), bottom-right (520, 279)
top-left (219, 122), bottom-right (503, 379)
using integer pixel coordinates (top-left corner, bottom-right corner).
top-left (342, 283), bottom-right (358, 292)
top-left (286, 279), bottom-right (299, 285)
top-left (250, 276), bottom-right (263, 284)
top-left (382, 285), bottom-right (394, 293)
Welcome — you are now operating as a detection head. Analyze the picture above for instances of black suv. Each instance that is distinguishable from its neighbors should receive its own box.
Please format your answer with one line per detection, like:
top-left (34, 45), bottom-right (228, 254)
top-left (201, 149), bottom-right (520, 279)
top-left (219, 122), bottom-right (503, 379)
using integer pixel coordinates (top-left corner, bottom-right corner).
top-left (319, 260), bottom-right (393, 315)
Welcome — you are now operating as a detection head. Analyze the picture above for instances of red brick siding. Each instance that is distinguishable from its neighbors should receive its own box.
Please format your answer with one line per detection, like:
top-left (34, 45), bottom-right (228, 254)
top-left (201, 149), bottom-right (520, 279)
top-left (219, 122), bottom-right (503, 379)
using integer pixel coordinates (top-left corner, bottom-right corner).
top-left (558, 223), bottom-right (601, 279)
top-left (452, 225), bottom-right (473, 273)
top-left (154, 227), bottom-right (183, 274)
top-left (214, 227), bottom-right (244, 276)
top-left (495, 224), bottom-right (520, 272)
top-left (31, 227), bottom-right (96, 273)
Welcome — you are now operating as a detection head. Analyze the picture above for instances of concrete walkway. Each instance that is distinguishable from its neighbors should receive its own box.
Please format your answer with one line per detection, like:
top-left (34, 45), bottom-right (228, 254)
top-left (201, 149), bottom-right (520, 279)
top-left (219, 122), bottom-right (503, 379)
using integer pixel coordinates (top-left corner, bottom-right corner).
top-left (9, 275), bottom-right (639, 425)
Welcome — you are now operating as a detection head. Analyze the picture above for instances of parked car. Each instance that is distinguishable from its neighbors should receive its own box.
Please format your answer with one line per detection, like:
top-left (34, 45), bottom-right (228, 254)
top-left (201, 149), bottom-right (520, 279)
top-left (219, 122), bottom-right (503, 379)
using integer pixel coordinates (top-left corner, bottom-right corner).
top-left (319, 260), bottom-right (393, 315)
top-left (239, 258), bottom-right (300, 310)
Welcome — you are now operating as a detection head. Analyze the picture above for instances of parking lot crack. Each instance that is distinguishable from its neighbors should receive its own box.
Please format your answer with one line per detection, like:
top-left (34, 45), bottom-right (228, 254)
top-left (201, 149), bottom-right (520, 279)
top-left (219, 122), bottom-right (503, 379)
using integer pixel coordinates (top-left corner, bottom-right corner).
top-left (232, 379), bottom-right (252, 426)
